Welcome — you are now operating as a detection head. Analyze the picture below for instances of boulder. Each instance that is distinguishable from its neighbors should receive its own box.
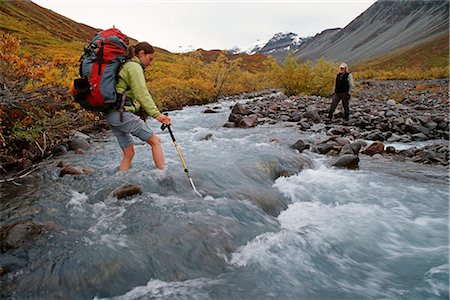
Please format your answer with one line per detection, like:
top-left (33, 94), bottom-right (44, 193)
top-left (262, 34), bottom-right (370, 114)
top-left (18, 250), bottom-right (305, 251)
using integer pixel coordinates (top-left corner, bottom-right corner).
top-left (69, 137), bottom-right (91, 151)
top-left (316, 143), bottom-right (335, 154)
top-left (349, 142), bottom-right (362, 155)
top-left (366, 131), bottom-right (385, 141)
top-left (59, 165), bottom-right (95, 177)
top-left (0, 220), bottom-right (45, 252)
top-left (115, 184), bottom-right (142, 200)
top-left (386, 99), bottom-right (397, 106)
top-left (53, 145), bottom-right (68, 156)
top-left (412, 133), bottom-right (429, 141)
top-left (339, 144), bottom-right (356, 156)
top-left (304, 107), bottom-right (321, 122)
top-left (238, 114), bottom-right (258, 128)
top-left (231, 103), bottom-right (249, 115)
top-left (223, 122), bottom-right (236, 128)
top-left (332, 154), bottom-right (359, 169)
top-left (291, 139), bottom-right (310, 153)
top-left (201, 133), bottom-right (213, 141)
top-left (203, 108), bottom-right (218, 114)
top-left (228, 113), bottom-right (242, 123)
top-left (385, 146), bottom-right (396, 154)
top-left (362, 141), bottom-right (385, 156)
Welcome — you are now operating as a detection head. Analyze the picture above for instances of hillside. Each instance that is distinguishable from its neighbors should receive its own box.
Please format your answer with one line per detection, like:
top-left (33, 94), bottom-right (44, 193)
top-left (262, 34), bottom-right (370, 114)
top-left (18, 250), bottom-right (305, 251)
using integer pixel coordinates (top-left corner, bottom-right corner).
top-left (0, 0), bottom-right (96, 56)
top-left (296, 0), bottom-right (449, 64)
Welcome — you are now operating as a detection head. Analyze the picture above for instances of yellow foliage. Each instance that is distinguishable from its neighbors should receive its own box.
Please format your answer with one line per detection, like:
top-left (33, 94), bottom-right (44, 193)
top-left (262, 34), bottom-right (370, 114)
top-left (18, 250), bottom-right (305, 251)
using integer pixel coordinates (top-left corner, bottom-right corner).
top-left (267, 54), bottom-right (337, 97)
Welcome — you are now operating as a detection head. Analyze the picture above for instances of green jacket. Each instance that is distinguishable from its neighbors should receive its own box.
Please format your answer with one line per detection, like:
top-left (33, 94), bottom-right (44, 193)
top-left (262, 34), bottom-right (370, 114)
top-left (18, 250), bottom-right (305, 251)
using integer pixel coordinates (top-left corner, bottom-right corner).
top-left (115, 56), bottom-right (160, 118)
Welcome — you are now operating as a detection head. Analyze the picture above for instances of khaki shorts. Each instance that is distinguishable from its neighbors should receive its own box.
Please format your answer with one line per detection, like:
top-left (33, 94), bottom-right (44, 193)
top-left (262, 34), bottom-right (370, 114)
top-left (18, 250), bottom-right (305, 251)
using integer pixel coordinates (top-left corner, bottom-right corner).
top-left (105, 111), bottom-right (153, 149)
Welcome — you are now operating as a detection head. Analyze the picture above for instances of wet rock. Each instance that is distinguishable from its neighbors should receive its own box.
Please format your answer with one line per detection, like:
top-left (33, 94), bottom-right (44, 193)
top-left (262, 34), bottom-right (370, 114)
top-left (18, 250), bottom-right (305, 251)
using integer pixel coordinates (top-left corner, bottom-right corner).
top-left (0, 220), bottom-right (45, 252)
top-left (362, 141), bottom-right (384, 156)
top-left (316, 143), bottom-right (335, 154)
top-left (291, 139), bottom-right (310, 153)
top-left (332, 154), bottom-right (359, 169)
top-left (335, 137), bottom-right (350, 146)
top-left (201, 133), bottom-right (213, 141)
top-left (349, 142), bottom-right (363, 155)
top-left (115, 184), bottom-right (142, 200)
top-left (53, 145), bottom-right (68, 156)
top-left (299, 121), bottom-right (311, 130)
top-left (412, 133), bottom-right (429, 141)
top-left (59, 165), bottom-right (95, 177)
top-left (223, 122), bottom-right (236, 128)
top-left (238, 114), bottom-right (258, 128)
top-left (366, 131), bottom-right (385, 141)
top-left (240, 189), bottom-right (288, 217)
top-left (69, 137), bottom-right (91, 151)
top-left (339, 144), bottom-right (356, 156)
top-left (203, 108), bottom-right (218, 113)
top-left (385, 146), bottom-right (396, 154)
top-left (231, 103), bottom-right (249, 115)
top-left (228, 113), bottom-right (242, 123)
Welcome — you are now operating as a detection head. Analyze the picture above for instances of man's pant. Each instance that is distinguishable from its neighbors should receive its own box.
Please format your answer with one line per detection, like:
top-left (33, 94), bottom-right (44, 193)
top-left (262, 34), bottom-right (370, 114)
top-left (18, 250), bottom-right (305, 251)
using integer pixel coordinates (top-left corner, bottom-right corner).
top-left (328, 92), bottom-right (350, 120)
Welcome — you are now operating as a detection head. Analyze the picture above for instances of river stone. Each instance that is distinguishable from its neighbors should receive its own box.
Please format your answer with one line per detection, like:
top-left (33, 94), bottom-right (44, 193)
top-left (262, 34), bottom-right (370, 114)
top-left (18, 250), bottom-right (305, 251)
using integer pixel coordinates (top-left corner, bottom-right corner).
top-left (299, 121), bottom-right (311, 130)
top-left (335, 137), bottom-right (350, 145)
top-left (412, 133), bottom-right (429, 141)
top-left (72, 131), bottom-right (91, 142)
top-left (115, 184), bottom-right (142, 200)
top-left (304, 107), bottom-right (321, 122)
top-left (291, 139), bottom-right (310, 153)
top-left (203, 108), bottom-right (218, 114)
top-left (404, 118), bottom-right (414, 126)
top-left (387, 133), bottom-right (403, 142)
top-left (228, 113), bottom-right (242, 123)
top-left (385, 146), bottom-right (396, 154)
top-left (223, 122), bottom-right (236, 128)
top-left (349, 142), bottom-right (362, 155)
top-left (386, 99), bottom-right (397, 106)
top-left (201, 133), bottom-right (213, 141)
top-left (59, 165), bottom-right (94, 177)
top-left (366, 131), bottom-right (385, 141)
top-left (69, 137), bottom-right (91, 151)
top-left (240, 189), bottom-right (288, 217)
top-left (231, 103), bottom-right (249, 115)
top-left (316, 143), bottom-right (335, 154)
top-left (362, 141), bottom-right (384, 156)
top-left (425, 121), bottom-right (438, 130)
top-left (339, 144), bottom-right (355, 156)
top-left (238, 114), bottom-right (258, 128)
top-left (332, 154), bottom-right (359, 169)
top-left (385, 110), bottom-right (398, 117)
top-left (0, 220), bottom-right (45, 252)
top-left (53, 145), bottom-right (68, 156)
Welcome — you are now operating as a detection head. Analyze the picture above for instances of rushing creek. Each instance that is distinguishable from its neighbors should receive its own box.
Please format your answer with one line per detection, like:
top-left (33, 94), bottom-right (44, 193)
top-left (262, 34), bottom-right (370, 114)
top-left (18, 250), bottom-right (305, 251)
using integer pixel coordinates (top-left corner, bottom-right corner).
top-left (1, 97), bottom-right (449, 299)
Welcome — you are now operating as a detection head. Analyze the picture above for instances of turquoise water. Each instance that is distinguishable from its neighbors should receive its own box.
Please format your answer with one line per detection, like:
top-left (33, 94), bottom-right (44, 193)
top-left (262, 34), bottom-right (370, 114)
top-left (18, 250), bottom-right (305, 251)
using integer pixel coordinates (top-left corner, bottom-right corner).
top-left (1, 99), bottom-right (448, 299)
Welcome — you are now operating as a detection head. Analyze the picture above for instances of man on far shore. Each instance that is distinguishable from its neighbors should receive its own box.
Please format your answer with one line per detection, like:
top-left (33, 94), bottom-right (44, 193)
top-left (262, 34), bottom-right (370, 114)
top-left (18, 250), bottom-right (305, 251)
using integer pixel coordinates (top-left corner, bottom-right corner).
top-left (328, 63), bottom-right (355, 122)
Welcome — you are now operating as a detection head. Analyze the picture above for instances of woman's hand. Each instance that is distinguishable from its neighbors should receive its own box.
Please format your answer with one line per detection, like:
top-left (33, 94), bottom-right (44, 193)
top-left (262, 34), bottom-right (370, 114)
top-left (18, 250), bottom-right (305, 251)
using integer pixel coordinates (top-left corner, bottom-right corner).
top-left (156, 114), bottom-right (172, 125)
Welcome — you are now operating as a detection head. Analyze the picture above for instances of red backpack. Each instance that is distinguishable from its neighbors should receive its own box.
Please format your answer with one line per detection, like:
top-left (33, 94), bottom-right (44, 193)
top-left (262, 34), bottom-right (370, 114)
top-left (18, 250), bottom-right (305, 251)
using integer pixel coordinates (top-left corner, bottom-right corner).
top-left (71, 28), bottom-right (129, 112)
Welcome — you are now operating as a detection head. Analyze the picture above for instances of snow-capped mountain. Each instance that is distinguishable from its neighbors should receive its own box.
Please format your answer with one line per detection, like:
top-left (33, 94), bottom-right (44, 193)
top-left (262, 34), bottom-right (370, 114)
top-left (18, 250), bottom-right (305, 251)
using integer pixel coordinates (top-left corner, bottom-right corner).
top-left (236, 0), bottom-right (449, 64)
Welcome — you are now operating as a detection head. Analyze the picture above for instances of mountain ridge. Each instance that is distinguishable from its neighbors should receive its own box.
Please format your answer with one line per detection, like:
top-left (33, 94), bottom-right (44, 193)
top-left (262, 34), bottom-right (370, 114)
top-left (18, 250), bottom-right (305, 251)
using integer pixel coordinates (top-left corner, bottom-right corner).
top-left (236, 0), bottom-right (449, 65)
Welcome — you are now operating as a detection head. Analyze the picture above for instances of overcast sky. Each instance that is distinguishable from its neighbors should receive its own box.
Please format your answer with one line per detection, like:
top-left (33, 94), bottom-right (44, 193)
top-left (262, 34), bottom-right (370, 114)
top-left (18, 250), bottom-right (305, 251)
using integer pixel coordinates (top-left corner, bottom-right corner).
top-left (34, 0), bottom-right (377, 52)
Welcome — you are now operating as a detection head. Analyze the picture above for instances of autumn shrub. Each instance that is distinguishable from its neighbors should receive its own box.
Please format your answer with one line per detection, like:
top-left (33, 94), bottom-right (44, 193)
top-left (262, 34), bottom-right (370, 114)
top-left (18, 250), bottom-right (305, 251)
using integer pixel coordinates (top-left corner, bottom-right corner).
top-left (267, 54), bottom-right (337, 96)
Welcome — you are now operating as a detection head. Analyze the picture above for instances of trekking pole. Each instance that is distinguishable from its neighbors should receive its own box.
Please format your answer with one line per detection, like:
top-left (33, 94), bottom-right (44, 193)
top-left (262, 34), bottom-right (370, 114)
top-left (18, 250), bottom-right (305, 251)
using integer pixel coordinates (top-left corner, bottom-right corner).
top-left (161, 124), bottom-right (202, 197)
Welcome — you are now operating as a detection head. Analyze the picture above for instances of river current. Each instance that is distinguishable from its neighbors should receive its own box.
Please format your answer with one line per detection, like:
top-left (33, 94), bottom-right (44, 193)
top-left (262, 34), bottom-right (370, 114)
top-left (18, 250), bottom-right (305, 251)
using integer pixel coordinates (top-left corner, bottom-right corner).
top-left (1, 97), bottom-right (448, 299)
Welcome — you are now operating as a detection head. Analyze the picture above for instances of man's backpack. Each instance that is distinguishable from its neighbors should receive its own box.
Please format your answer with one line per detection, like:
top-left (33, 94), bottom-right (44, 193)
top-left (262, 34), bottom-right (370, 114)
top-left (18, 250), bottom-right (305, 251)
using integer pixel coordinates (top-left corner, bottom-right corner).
top-left (71, 28), bottom-right (129, 112)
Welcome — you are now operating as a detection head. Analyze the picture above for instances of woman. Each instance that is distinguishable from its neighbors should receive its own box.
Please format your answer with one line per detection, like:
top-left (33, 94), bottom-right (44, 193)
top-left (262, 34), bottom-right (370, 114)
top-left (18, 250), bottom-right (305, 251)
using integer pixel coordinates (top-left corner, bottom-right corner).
top-left (105, 42), bottom-right (171, 171)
